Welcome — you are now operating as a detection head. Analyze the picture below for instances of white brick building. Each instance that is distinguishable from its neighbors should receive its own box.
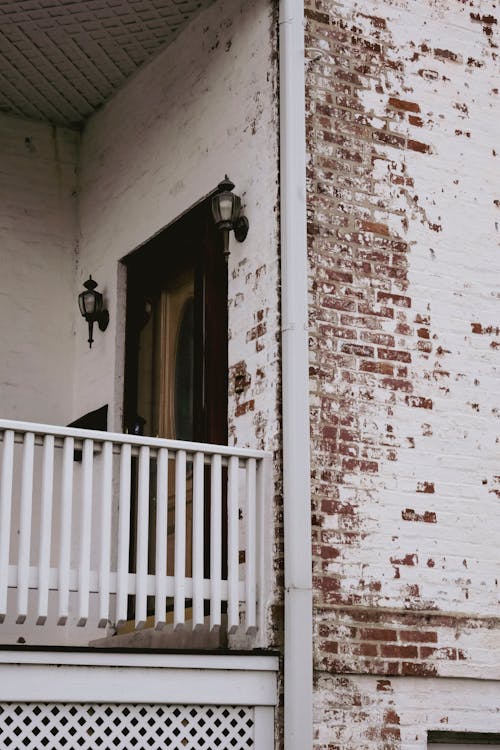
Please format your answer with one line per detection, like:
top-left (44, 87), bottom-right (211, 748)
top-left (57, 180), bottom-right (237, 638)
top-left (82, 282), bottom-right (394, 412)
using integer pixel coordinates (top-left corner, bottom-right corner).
top-left (0, 0), bottom-right (498, 748)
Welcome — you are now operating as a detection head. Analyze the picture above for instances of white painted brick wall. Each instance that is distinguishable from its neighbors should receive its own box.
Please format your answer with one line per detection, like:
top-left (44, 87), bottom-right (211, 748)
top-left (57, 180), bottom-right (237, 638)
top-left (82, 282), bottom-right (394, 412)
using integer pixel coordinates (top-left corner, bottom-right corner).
top-left (75, 0), bottom-right (280, 454)
top-left (0, 114), bottom-right (77, 425)
top-left (0, 0), bottom-right (280, 452)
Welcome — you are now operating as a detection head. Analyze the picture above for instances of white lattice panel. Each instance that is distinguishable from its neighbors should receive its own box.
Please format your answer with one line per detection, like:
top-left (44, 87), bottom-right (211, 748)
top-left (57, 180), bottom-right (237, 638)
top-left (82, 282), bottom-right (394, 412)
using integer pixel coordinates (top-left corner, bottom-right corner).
top-left (0, 702), bottom-right (254, 749)
top-left (0, 0), bottom-right (214, 126)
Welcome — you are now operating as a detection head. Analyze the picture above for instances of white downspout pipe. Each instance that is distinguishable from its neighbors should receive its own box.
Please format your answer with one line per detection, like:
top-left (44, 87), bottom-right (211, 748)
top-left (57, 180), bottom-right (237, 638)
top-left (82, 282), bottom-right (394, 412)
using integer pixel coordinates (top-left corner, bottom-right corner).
top-left (279, 2), bottom-right (313, 749)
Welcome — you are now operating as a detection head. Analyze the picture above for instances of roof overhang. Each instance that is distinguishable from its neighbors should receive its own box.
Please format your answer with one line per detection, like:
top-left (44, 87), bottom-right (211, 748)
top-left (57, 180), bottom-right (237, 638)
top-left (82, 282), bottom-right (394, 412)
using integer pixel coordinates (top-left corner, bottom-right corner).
top-left (0, 0), bottom-right (214, 128)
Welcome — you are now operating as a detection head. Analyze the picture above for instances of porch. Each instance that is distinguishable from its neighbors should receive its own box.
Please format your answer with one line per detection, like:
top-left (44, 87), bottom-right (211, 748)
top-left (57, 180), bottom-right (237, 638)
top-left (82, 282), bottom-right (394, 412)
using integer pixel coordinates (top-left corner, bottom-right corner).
top-left (0, 419), bottom-right (272, 649)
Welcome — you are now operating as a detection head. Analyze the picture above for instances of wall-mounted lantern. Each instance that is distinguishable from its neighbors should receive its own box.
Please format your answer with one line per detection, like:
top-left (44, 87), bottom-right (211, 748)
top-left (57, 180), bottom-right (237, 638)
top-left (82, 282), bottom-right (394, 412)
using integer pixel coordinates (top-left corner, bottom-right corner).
top-left (78, 275), bottom-right (109, 348)
top-left (211, 176), bottom-right (249, 259)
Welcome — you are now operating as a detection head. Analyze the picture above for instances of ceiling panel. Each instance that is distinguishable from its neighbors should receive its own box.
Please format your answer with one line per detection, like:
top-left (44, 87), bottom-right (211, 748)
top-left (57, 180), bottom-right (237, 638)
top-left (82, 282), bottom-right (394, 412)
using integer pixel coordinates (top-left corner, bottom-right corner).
top-left (0, 0), bottom-right (213, 127)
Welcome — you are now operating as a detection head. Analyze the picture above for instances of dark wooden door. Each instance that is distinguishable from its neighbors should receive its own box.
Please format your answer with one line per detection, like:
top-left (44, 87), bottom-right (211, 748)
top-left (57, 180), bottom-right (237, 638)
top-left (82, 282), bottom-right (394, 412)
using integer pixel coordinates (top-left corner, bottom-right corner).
top-left (123, 200), bottom-right (227, 445)
top-left (123, 200), bottom-right (228, 624)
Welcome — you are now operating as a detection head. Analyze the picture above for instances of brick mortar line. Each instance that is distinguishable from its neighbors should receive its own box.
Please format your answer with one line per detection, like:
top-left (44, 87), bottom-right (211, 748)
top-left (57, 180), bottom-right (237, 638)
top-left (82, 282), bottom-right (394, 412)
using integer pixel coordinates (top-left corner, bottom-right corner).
top-left (305, 14), bottom-right (490, 42)
top-left (313, 604), bottom-right (500, 624)
top-left (312, 666), bottom-right (500, 681)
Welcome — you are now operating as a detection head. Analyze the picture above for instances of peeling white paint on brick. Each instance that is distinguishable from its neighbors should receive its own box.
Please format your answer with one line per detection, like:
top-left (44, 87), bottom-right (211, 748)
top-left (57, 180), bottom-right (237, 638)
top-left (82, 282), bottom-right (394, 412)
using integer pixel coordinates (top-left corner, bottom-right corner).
top-left (307, 0), bottom-right (500, 745)
top-left (316, 0), bottom-right (500, 617)
top-left (315, 673), bottom-right (500, 749)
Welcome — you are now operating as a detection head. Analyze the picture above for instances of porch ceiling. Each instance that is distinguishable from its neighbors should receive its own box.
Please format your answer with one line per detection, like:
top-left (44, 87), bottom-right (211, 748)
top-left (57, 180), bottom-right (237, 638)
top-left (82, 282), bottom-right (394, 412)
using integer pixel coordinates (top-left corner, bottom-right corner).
top-left (0, 0), bottom-right (213, 128)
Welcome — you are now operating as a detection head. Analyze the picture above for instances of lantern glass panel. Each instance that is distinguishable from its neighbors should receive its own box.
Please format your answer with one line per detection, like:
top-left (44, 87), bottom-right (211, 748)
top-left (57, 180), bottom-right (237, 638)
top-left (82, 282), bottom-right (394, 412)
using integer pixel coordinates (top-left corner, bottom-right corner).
top-left (218, 193), bottom-right (234, 222)
top-left (231, 194), bottom-right (241, 222)
top-left (211, 196), bottom-right (221, 224)
top-left (93, 291), bottom-right (103, 314)
top-left (78, 294), bottom-right (86, 317)
top-left (83, 291), bottom-right (96, 315)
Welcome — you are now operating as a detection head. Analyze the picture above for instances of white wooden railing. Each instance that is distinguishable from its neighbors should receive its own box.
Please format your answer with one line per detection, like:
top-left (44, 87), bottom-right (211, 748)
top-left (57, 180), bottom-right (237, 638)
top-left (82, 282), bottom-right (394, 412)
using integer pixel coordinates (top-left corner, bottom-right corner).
top-left (0, 419), bottom-right (272, 639)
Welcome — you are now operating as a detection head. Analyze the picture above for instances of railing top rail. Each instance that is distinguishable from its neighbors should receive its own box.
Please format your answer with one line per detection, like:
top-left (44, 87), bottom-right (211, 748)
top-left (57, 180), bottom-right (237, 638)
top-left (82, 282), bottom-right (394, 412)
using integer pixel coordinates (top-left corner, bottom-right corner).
top-left (0, 419), bottom-right (272, 460)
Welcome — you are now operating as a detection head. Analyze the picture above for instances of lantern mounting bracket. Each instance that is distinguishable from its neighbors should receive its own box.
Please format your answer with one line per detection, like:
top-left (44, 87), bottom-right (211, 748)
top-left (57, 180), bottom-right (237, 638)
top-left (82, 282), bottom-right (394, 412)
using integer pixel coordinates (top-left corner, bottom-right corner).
top-left (234, 215), bottom-right (249, 243)
top-left (97, 309), bottom-right (110, 332)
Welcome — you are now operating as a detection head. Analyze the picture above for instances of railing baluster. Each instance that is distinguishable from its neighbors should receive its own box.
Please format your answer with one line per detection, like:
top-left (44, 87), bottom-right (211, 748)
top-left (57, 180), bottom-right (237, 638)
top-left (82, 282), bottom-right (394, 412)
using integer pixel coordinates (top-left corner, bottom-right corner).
top-left (57, 437), bottom-right (74, 625)
top-left (37, 434), bottom-right (55, 625)
top-left (245, 457), bottom-right (257, 633)
top-left (227, 455), bottom-right (239, 633)
top-left (98, 441), bottom-right (113, 628)
top-left (0, 430), bottom-right (14, 622)
top-left (256, 456), bottom-right (270, 642)
top-left (192, 451), bottom-right (204, 629)
top-left (116, 443), bottom-right (131, 627)
top-left (154, 448), bottom-right (168, 630)
top-left (17, 432), bottom-right (34, 624)
top-left (135, 445), bottom-right (150, 629)
top-left (77, 439), bottom-right (93, 626)
top-left (173, 450), bottom-right (186, 629)
top-left (210, 453), bottom-right (222, 631)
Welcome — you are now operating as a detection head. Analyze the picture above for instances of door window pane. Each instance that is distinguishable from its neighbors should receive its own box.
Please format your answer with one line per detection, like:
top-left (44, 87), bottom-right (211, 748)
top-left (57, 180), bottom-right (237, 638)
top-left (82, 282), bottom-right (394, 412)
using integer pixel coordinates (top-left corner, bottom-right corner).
top-left (174, 297), bottom-right (194, 442)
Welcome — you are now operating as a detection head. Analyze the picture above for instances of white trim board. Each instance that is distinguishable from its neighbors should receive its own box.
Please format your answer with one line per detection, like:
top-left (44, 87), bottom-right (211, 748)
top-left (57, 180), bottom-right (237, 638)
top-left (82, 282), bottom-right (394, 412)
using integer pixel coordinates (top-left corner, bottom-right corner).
top-left (0, 649), bottom-right (278, 671)
top-left (0, 650), bottom-right (279, 706)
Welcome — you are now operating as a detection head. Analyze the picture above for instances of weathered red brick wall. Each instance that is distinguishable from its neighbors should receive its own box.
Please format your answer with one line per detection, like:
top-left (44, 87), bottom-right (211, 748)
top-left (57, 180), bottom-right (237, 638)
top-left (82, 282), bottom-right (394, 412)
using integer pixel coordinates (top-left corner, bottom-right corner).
top-left (305, 0), bottom-right (499, 745)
